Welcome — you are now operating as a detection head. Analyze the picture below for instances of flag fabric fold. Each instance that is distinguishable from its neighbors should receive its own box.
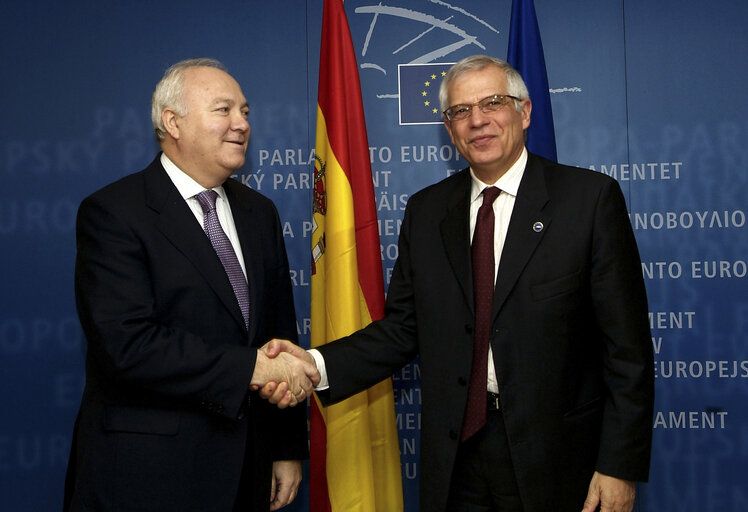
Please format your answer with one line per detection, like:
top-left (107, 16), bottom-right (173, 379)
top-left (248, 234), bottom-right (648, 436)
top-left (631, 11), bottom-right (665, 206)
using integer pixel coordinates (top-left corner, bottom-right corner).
top-left (310, 0), bottom-right (404, 510)
top-left (507, 0), bottom-right (558, 161)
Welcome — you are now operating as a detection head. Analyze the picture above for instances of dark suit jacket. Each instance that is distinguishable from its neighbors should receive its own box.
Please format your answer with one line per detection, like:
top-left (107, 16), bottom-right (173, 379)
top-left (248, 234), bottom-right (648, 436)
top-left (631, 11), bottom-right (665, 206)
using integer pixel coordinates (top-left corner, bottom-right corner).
top-left (64, 156), bottom-right (307, 511)
top-left (317, 153), bottom-right (654, 512)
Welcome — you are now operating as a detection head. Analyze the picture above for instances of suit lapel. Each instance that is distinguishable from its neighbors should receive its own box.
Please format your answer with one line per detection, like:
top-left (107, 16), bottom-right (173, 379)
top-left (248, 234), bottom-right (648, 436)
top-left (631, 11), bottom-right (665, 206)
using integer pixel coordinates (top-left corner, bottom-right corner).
top-left (143, 160), bottom-right (247, 332)
top-left (223, 180), bottom-right (259, 342)
top-left (440, 171), bottom-right (474, 313)
top-left (493, 155), bottom-right (551, 317)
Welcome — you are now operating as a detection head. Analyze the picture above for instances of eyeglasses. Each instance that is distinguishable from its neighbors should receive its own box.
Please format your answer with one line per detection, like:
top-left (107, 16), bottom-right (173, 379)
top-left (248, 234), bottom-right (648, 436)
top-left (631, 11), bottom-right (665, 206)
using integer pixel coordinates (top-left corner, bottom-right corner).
top-left (443, 94), bottom-right (522, 121)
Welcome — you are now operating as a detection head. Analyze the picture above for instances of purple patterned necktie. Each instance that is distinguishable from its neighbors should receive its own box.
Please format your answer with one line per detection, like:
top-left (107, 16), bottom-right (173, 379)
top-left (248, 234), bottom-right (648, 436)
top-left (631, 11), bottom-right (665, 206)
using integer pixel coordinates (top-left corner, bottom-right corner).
top-left (195, 190), bottom-right (249, 329)
top-left (462, 186), bottom-right (501, 441)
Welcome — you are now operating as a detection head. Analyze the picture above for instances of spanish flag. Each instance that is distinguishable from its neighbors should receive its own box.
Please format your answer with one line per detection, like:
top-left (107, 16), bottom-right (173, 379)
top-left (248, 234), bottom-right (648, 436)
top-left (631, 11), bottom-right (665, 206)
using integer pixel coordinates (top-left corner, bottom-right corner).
top-left (309, 0), bottom-right (403, 511)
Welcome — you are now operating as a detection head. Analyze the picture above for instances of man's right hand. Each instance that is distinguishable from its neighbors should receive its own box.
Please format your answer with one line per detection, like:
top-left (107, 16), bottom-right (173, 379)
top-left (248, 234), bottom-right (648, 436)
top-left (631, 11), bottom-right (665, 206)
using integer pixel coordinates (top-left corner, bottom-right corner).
top-left (250, 339), bottom-right (319, 408)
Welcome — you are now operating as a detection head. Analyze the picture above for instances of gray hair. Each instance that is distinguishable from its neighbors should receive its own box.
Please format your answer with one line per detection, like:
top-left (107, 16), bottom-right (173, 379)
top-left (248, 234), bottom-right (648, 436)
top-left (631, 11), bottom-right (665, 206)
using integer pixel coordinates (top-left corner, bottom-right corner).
top-left (439, 55), bottom-right (529, 115)
top-left (151, 58), bottom-right (227, 141)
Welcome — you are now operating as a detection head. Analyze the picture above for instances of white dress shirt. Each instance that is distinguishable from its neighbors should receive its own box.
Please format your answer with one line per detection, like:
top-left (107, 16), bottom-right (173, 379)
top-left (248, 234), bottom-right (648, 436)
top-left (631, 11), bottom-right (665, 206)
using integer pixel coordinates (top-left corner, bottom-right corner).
top-left (160, 153), bottom-right (247, 278)
top-left (310, 148), bottom-right (529, 392)
top-left (469, 147), bottom-right (527, 393)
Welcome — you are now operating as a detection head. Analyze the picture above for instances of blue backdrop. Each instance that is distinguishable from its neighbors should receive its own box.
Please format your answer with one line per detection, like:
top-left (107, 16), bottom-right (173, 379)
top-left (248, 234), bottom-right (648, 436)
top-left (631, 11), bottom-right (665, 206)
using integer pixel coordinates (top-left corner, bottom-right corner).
top-left (1, 1), bottom-right (745, 510)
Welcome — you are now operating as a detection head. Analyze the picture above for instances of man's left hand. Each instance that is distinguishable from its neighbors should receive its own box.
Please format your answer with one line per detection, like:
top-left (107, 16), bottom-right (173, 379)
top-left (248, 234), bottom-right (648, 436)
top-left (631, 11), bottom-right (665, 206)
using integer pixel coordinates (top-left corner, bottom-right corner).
top-left (581, 471), bottom-right (635, 512)
top-left (270, 460), bottom-right (302, 511)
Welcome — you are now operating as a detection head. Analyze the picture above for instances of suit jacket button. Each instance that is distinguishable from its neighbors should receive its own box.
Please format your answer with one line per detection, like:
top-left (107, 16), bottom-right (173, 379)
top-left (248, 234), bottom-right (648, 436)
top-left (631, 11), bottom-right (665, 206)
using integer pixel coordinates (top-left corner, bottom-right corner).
top-left (464, 324), bottom-right (473, 334)
top-left (449, 430), bottom-right (458, 440)
top-left (457, 377), bottom-right (467, 386)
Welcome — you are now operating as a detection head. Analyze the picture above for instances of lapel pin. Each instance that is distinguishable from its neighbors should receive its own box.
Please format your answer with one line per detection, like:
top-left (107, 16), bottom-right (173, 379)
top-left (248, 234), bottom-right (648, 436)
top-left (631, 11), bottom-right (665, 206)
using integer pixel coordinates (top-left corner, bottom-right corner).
top-left (532, 221), bottom-right (544, 233)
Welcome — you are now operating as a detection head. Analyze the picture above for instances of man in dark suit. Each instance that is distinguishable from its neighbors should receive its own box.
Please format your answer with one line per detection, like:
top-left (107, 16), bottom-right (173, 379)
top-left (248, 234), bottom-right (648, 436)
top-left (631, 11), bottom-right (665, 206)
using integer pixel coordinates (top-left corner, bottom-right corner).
top-left (64, 58), bottom-right (318, 512)
top-left (264, 55), bottom-right (654, 512)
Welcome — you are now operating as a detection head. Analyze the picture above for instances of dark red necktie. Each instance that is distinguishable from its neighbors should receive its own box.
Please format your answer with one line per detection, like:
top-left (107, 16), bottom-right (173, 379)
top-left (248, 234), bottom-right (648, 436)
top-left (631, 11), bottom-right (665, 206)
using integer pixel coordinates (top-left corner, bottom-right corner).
top-left (462, 186), bottom-right (501, 441)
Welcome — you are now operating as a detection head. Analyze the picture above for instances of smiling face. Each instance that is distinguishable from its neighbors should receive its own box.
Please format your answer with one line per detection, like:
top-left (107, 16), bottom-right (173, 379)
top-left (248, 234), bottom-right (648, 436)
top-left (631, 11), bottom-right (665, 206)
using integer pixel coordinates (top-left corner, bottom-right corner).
top-left (444, 65), bottom-right (531, 184)
top-left (162, 66), bottom-right (250, 188)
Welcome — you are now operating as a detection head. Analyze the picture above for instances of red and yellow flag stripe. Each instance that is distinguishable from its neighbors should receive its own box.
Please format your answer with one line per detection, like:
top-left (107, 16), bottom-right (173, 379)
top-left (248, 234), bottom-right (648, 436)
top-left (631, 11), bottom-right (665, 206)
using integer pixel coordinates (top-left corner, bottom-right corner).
top-left (310, 1), bottom-right (403, 511)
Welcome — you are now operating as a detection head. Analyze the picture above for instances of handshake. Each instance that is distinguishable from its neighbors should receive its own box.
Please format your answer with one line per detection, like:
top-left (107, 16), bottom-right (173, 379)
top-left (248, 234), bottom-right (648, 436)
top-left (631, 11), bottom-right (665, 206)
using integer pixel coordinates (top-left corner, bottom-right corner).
top-left (251, 339), bottom-right (320, 408)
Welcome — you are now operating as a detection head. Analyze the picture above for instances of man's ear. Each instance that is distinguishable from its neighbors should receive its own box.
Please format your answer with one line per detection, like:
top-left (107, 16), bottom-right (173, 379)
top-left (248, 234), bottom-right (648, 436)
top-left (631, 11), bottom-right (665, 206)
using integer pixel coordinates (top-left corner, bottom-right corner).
top-left (520, 98), bottom-right (532, 131)
top-left (443, 118), bottom-right (456, 145)
top-left (162, 108), bottom-right (180, 139)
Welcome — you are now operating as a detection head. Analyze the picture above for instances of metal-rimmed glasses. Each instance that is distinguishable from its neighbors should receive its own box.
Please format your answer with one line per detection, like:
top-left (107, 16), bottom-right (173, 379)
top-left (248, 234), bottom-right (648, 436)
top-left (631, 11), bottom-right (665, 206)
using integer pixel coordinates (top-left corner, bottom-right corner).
top-left (443, 94), bottom-right (521, 121)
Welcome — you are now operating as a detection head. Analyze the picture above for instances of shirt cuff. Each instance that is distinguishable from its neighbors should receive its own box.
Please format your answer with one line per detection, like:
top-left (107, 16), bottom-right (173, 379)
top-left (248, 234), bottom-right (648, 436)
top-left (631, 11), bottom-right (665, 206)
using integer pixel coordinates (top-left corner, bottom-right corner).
top-left (308, 349), bottom-right (329, 390)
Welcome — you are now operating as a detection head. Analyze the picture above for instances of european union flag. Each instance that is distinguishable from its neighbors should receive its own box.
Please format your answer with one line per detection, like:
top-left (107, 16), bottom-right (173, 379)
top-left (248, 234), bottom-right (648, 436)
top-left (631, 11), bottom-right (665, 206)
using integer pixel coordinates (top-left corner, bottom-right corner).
top-left (398, 63), bottom-right (453, 125)
top-left (507, 0), bottom-right (557, 161)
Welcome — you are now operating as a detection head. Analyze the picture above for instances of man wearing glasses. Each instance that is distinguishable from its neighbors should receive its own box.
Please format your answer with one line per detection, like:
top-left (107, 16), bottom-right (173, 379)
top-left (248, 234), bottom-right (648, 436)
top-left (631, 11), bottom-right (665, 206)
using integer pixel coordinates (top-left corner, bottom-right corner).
top-left (266, 54), bottom-right (654, 512)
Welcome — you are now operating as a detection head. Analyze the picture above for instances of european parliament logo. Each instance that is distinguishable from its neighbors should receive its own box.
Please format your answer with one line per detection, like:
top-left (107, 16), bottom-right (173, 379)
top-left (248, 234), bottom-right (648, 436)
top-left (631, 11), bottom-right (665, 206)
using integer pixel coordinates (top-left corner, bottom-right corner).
top-left (398, 63), bottom-right (453, 125)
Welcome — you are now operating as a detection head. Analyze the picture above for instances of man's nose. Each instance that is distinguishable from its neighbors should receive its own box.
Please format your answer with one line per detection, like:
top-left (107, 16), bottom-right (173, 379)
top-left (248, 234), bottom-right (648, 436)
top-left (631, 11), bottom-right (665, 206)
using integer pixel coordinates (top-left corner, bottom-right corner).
top-left (468, 106), bottom-right (490, 126)
top-left (233, 112), bottom-right (250, 132)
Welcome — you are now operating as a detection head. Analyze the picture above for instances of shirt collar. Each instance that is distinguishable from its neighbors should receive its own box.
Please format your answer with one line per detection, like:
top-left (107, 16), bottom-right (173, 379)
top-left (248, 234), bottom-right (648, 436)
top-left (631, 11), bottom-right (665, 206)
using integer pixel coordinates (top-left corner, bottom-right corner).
top-left (160, 153), bottom-right (227, 201)
top-left (469, 146), bottom-right (527, 204)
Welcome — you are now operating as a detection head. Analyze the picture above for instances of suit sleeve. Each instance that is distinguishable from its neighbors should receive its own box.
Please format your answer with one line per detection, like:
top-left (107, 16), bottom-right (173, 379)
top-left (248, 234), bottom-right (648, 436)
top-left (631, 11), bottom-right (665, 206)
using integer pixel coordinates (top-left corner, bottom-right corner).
top-left (316, 198), bottom-right (421, 404)
top-left (258, 200), bottom-right (309, 461)
top-left (75, 194), bottom-right (255, 420)
top-left (590, 178), bottom-right (654, 481)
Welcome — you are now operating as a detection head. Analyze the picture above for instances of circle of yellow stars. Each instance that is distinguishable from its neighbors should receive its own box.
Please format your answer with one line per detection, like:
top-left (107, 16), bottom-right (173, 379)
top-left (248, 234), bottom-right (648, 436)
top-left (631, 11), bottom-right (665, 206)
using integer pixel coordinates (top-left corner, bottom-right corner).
top-left (422, 70), bottom-right (447, 115)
